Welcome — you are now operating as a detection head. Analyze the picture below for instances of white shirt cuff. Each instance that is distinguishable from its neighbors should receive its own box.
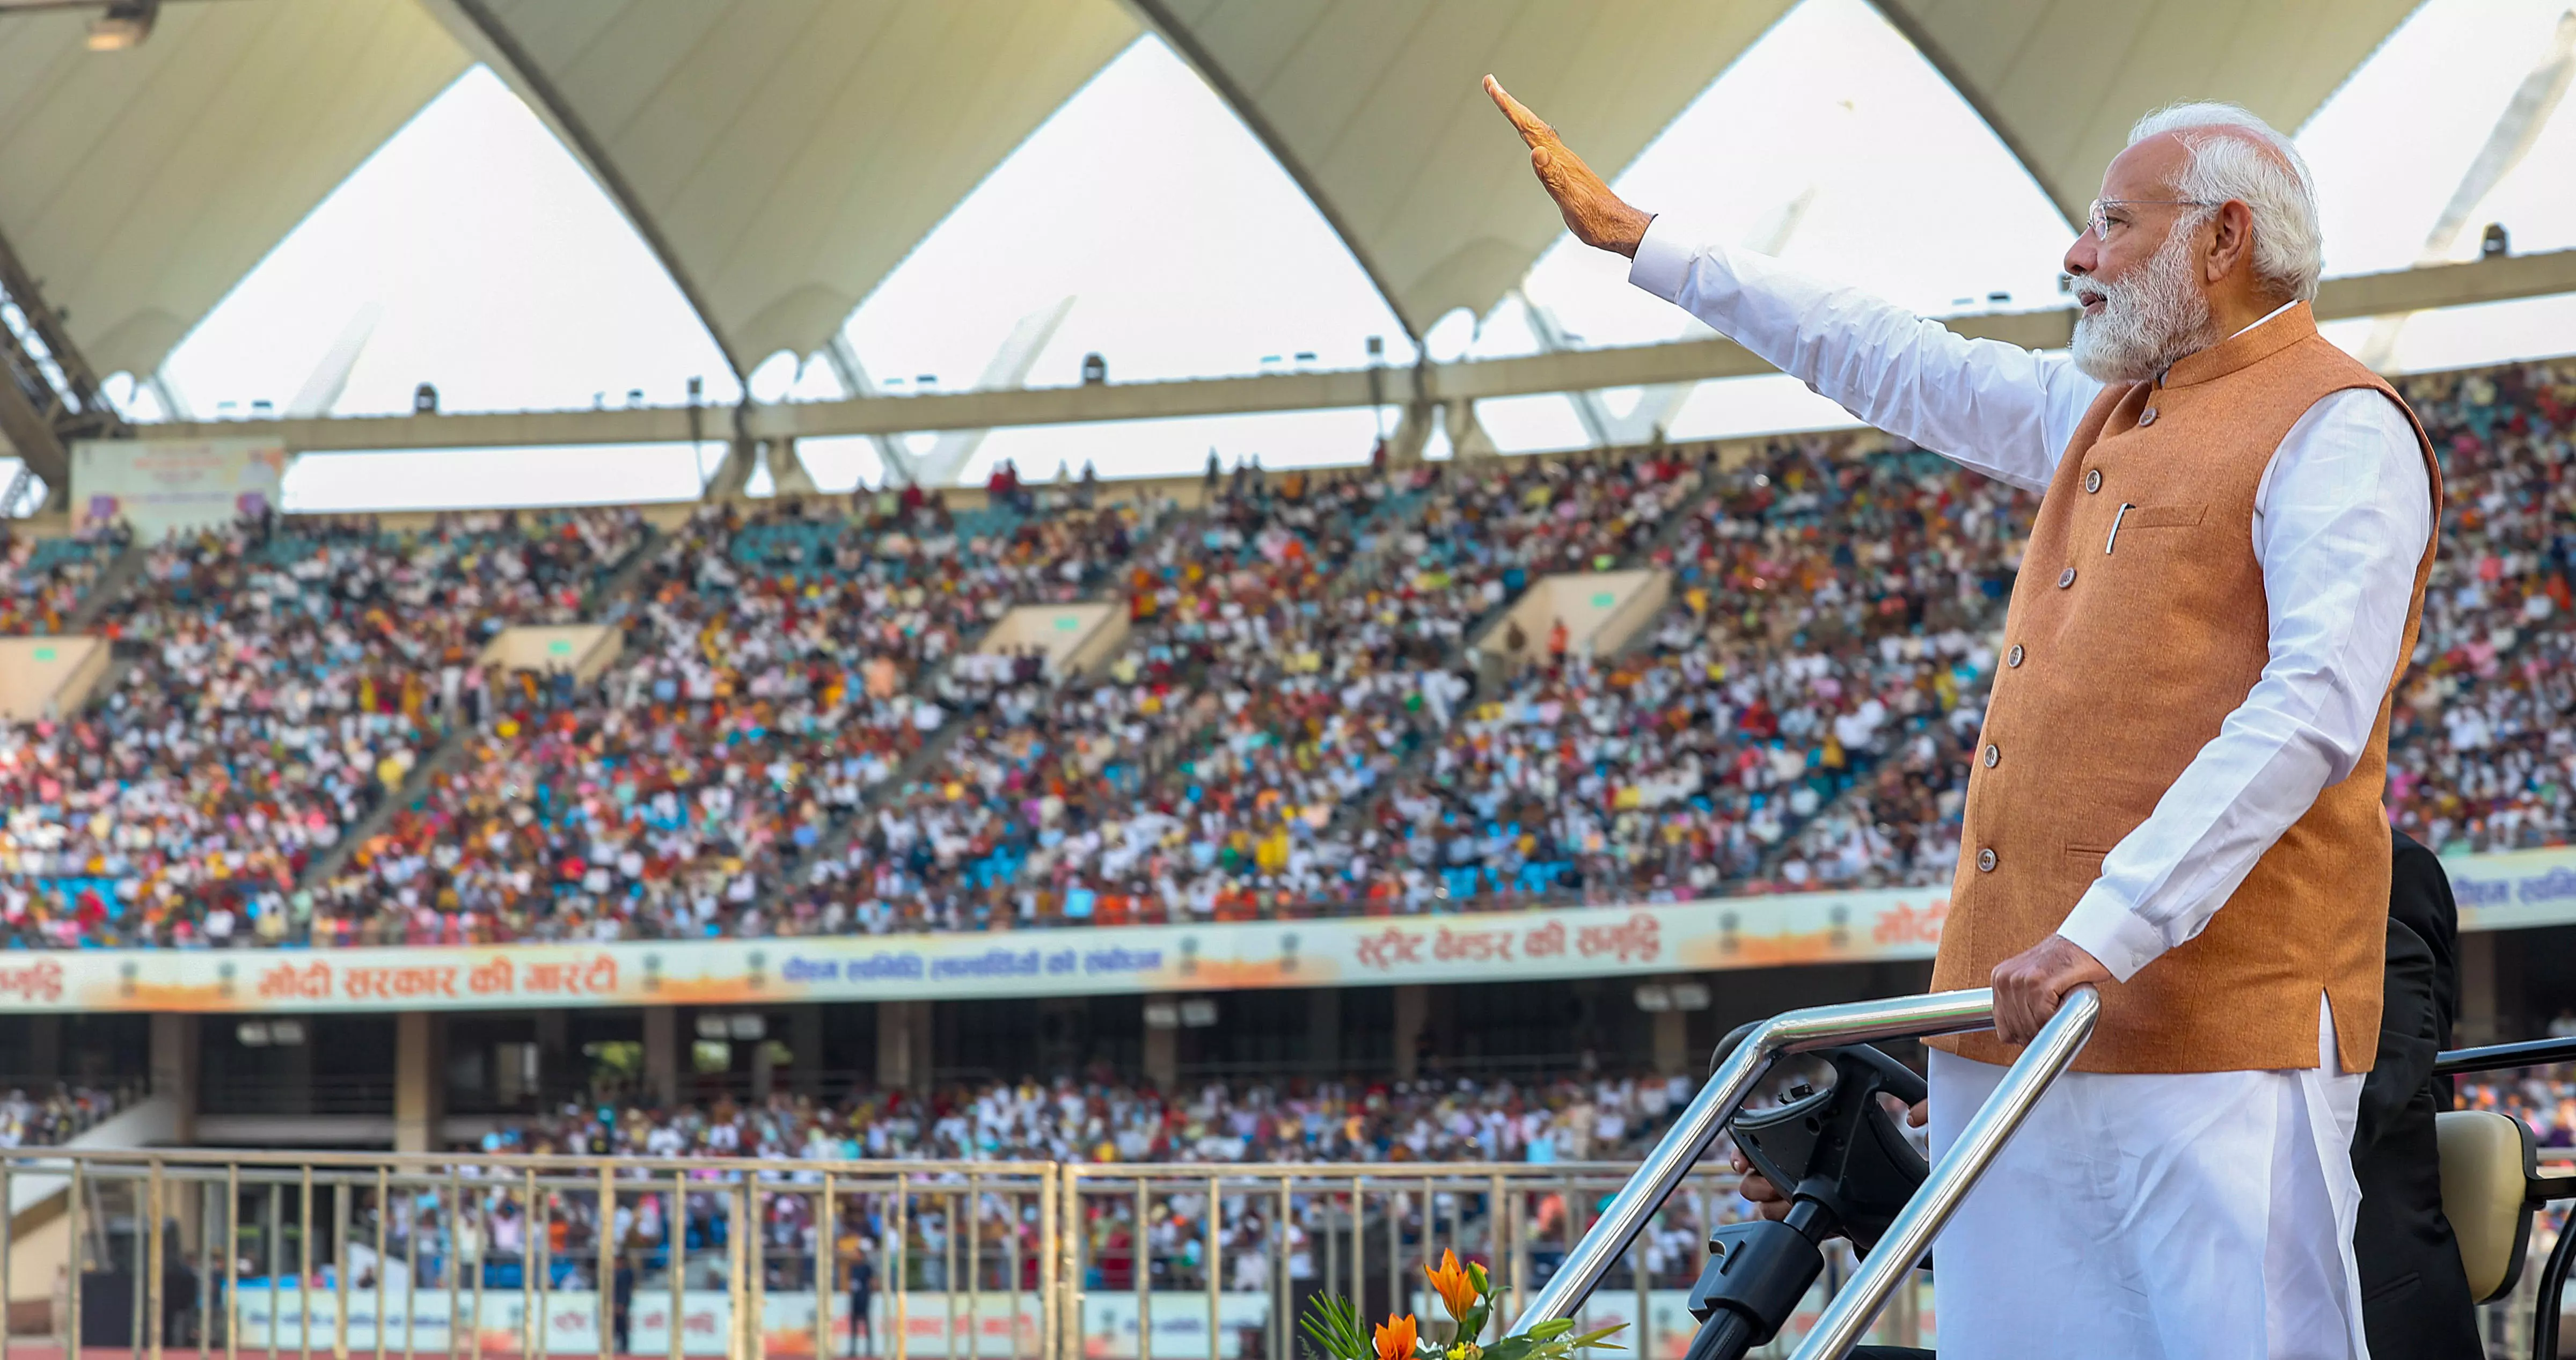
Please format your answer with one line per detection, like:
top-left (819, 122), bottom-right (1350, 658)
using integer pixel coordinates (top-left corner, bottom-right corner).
top-left (2053, 882), bottom-right (2167, 983)
top-left (1627, 217), bottom-right (1693, 302)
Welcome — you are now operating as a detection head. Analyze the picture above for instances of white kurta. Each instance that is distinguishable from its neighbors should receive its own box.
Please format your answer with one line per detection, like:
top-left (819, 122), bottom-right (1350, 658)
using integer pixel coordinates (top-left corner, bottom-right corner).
top-left (1626, 225), bottom-right (2434, 1358)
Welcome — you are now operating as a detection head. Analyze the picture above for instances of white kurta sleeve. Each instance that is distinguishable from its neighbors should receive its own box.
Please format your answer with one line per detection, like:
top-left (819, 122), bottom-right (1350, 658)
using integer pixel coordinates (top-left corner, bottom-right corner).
top-left (2054, 389), bottom-right (2434, 981)
top-left (1628, 218), bottom-right (2103, 492)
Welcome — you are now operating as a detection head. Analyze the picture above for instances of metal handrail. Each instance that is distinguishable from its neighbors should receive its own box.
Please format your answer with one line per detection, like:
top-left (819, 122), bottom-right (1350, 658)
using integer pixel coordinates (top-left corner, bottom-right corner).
top-left (1517, 984), bottom-right (2102, 1359)
top-left (1790, 985), bottom-right (2098, 1359)
top-left (2434, 1034), bottom-right (2576, 1076)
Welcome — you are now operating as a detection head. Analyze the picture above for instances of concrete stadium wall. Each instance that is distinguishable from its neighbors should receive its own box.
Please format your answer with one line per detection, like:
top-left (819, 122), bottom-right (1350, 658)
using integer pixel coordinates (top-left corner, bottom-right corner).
top-left (479, 624), bottom-right (620, 682)
top-left (1474, 569), bottom-right (1670, 669)
top-left (977, 602), bottom-right (1128, 676)
top-left (0, 635), bottom-right (108, 721)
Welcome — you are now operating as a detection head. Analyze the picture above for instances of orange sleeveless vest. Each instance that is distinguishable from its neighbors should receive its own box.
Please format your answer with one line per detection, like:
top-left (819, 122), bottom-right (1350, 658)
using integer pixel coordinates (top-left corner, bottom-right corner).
top-left (1926, 304), bottom-right (2441, 1074)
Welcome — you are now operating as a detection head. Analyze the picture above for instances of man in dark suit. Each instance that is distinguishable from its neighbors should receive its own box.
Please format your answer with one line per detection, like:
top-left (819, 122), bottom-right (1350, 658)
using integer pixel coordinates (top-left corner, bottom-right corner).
top-left (2351, 830), bottom-right (2480, 1357)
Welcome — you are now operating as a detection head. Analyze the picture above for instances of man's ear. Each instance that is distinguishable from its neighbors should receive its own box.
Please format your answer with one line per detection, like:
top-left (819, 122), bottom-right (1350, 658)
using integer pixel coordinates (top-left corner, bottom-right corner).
top-left (2206, 200), bottom-right (2256, 286)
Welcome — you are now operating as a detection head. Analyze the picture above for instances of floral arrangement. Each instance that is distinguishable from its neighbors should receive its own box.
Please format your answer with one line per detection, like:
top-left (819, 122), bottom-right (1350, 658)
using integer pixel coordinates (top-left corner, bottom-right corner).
top-left (1300, 1250), bottom-right (1626, 1360)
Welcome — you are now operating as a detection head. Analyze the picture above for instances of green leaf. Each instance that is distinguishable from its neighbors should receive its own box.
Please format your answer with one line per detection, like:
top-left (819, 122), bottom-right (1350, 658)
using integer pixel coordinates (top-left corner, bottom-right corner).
top-left (1300, 1294), bottom-right (1373, 1360)
top-left (1521, 1320), bottom-right (1576, 1342)
top-left (1565, 1325), bottom-right (1628, 1350)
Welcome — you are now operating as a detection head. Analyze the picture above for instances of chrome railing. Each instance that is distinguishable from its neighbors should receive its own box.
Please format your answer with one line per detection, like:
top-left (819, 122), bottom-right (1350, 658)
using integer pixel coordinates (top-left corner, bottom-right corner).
top-left (1519, 985), bottom-right (2102, 1359)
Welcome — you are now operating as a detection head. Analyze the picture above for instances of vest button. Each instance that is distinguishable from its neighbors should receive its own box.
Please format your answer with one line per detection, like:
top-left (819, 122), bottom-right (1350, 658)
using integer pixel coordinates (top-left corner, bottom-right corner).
top-left (2083, 468), bottom-right (2102, 493)
top-left (2057, 567), bottom-right (2077, 589)
top-left (2138, 407), bottom-right (2158, 427)
top-left (1982, 744), bottom-right (2000, 767)
top-left (2007, 644), bottom-right (2024, 667)
top-left (1977, 847), bottom-right (1998, 873)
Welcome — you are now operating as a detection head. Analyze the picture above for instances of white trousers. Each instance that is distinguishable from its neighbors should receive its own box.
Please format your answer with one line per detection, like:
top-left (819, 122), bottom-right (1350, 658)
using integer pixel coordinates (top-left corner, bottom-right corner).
top-left (1926, 997), bottom-right (2368, 1360)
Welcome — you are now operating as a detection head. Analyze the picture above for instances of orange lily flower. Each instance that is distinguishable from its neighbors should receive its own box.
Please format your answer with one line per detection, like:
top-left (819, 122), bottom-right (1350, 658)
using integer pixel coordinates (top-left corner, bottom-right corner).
top-left (1424, 1249), bottom-right (1479, 1320)
top-left (1374, 1313), bottom-right (1419, 1360)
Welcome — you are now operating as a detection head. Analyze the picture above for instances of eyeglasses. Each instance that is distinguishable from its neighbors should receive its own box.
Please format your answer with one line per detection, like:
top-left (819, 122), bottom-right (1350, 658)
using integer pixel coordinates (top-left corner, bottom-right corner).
top-left (2085, 198), bottom-right (2219, 244)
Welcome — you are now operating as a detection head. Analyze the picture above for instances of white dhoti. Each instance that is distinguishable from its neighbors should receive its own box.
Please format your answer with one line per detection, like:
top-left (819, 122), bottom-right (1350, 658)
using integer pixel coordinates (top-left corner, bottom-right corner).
top-left (1926, 998), bottom-right (2368, 1359)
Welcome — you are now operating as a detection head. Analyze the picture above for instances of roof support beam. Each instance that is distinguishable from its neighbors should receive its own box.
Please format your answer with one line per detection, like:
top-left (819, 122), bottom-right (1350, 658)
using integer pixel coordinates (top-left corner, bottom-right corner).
top-left (0, 217), bottom-right (126, 490)
top-left (131, 248), bottom-right (2576, 458)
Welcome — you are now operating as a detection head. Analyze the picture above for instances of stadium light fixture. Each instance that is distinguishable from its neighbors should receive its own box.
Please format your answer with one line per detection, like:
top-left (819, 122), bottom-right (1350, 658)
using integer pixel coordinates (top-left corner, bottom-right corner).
top-left (85, 0), bottom-right (155, 50)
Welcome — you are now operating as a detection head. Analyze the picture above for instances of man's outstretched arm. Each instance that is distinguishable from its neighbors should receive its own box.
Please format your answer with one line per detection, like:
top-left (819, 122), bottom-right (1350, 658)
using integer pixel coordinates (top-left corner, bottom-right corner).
top-left (1485, 75), bottom-right (2098, 493)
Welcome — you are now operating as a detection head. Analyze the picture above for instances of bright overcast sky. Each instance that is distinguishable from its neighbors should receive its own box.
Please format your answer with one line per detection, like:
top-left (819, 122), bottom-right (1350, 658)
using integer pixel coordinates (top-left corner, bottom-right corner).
top-left (118, 0), bottom-right (2576, 511)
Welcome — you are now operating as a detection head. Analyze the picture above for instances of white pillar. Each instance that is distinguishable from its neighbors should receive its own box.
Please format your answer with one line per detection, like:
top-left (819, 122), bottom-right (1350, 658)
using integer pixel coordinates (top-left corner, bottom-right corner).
top-left (394, 1011), bottom-right (442, 1152)
top-left (148, 1013), bottom-right (198, 1145)
top-left (642, 1007), bottom-right (679, 1107)
top-left (1307, 990), bottom-right (1342, 1072)
top-left (1392, 985), bottom-right (1429, 1081)
top-left (2460, 930), bottom-right (2501, 1045)
top-left (1652, 1008), bottom-right (1689, 1077)
top-left (1142, 1021), bottom-right (1178, 1093)
top-left (877, 1001), bottom-right (932, 1093)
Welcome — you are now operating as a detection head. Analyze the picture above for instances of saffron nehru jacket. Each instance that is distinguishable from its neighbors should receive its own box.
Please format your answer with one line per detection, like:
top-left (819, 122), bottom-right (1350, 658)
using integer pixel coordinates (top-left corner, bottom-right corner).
top-left (1927, 303), bottom-right (2442, 1075)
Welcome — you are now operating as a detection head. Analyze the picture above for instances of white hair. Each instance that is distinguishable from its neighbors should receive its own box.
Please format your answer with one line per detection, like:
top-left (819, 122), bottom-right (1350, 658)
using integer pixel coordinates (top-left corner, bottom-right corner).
top-left (2126, 101), bottom-right (2322, 303)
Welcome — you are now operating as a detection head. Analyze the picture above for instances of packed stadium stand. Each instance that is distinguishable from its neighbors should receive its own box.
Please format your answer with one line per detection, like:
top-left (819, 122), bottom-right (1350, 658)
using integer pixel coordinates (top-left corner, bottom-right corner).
top-left (0, 356), bottom-right (2571, 948)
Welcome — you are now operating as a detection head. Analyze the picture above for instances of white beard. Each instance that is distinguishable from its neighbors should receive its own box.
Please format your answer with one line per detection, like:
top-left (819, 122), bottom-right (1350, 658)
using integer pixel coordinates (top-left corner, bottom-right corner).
top-left (2069, 222), bottom-right (2220, 384)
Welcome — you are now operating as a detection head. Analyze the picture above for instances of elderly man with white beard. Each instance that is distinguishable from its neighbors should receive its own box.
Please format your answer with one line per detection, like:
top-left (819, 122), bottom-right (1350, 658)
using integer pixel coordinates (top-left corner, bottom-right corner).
top-left (1487, 83), bottom-right (2440, 1360)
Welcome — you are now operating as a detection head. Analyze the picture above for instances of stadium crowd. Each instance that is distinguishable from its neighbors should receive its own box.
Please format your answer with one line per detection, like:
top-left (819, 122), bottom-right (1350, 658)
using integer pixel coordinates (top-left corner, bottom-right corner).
top-left (0, 523), bottom-right (126, 635)
top-left (0, 1081), bottom-right (135, 1147)
top-left (0, 355), bottom-right (2570, 942)
top-left (0, 509), bottom-right (645, 947)
top-left (472, 1069), bottom-right (1700, 1166)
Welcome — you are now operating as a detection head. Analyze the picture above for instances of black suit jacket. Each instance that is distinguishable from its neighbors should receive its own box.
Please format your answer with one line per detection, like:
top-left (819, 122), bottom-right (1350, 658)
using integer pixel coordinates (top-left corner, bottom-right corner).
top-left (2352, 832), bottom-right (2480, 1358)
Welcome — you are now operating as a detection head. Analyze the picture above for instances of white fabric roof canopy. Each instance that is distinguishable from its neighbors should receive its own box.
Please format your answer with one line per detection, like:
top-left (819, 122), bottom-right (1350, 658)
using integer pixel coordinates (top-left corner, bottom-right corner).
top-left (0, 0), bottom-right (2438, 391)
top-left (0, 0), bottom-right (469, 378)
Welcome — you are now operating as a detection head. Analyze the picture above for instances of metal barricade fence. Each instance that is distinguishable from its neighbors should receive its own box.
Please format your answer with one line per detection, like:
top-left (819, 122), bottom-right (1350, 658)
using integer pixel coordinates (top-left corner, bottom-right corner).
top-left (0, 1152), bottom-right (1928, 1360)
top-left (1052, 1163), bottom-right (1925, 1360)
top-left (0, 1150), bottom-right (1056, 1360)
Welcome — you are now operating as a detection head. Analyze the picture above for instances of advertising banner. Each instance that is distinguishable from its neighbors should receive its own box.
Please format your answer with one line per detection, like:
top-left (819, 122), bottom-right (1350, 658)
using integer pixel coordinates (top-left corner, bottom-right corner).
top-left (71, 436), bottom-right (289, 539)
top-left (228, 1286), bottom-right (1252, 1359)
top-left (11, 844), bottom-right (2570, 1015)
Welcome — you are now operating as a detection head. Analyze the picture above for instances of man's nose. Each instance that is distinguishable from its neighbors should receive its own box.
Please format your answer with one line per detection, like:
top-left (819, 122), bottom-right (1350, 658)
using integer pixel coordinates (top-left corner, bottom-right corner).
top-left (2064, 231), bottom-right (2098, 281)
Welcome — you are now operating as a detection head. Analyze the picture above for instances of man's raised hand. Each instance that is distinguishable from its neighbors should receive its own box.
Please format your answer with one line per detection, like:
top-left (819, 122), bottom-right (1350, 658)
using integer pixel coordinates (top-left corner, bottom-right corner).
top-left (1484, 75), bottom-right (1652, 258)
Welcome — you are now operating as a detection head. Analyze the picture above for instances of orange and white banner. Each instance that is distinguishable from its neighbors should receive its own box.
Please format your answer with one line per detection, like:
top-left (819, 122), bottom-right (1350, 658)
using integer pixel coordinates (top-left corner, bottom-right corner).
top-left (10, 844), bottom-right (2565, 1014)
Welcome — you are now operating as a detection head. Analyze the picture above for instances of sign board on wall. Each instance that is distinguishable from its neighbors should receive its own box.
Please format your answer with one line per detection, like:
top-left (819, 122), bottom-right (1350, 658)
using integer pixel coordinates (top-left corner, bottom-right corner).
top-left (6, 844), bottom-right (2571, 1015)
top-left (72, 436), bottom-right (289, 539)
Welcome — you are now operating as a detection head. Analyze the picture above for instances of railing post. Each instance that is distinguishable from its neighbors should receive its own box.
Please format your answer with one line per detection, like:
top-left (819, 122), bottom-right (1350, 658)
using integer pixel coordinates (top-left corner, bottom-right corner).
top-left (1202, 1175), bottom-right (1219, 1360)
top-left (891, 1173), bottom-right (908, 1360)
top-left (1036, 1169), bottom-right (1056, 1360)
top-left (598, 1165), bottom-right (616, 1360)
top-left (228, 1162), bottom-right (242, 1360)
top-left (68, 1160), bottom-right (84, 1360)
top-left (815, 1175), bottom-right (835, 1360)
top-left (1057, 1168), bottom-right (1080, 1360)
top-left (1132, 1179), bottom-right (1148, 1360)
top-left (668, 1171), bottom-right (685, 1360)
top-left (375, 1167), bottom-right (390, 1360)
